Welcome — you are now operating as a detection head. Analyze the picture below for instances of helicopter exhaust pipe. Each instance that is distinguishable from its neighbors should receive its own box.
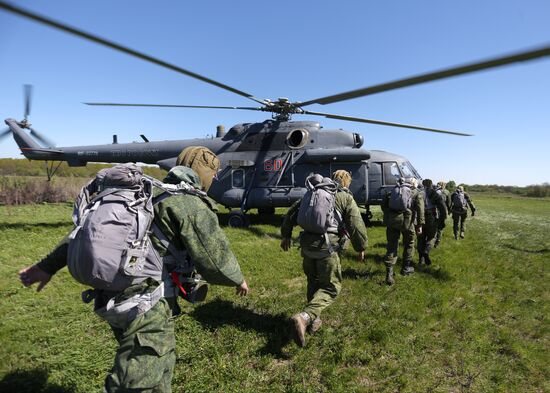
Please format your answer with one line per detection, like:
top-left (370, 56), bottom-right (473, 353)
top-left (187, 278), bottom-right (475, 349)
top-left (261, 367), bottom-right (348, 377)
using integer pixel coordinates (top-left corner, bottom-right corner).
top-left (216, 125), bottom-right (225, 138)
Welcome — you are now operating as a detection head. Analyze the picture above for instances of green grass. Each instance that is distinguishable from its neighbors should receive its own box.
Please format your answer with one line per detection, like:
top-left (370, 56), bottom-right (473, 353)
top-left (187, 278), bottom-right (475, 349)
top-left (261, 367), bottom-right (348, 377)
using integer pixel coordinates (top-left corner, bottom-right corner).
top-left (0, 193), bottom-right (548, 392)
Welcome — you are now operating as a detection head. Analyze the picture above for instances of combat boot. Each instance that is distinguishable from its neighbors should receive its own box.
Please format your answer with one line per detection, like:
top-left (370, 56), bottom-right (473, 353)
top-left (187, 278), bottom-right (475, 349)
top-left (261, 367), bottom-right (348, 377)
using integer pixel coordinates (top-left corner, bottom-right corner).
top-left (460, 231), bottom-right (465, 239)
top-left (308, 317), bottom-right (322, 334)
top-left (385, 266), bottom-right (395, 285)
top-left (401, 260), bottom-right (414, 275)
top-left (454, 231), bottom-right (458, 240)
top-left (291, 312), bottom-right (310, 347)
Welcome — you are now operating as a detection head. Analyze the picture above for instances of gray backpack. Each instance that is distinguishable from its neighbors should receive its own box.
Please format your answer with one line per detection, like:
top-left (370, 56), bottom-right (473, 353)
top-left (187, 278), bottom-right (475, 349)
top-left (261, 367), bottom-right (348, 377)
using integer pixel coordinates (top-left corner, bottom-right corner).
top-left (67, 164), bottom-right (201, 291)
top-left (452, 190), bottom-right (467, 211)
top-left (297, 174), bottom-right (339, 234)
top-left (389, 182), bottom-right (412, 212)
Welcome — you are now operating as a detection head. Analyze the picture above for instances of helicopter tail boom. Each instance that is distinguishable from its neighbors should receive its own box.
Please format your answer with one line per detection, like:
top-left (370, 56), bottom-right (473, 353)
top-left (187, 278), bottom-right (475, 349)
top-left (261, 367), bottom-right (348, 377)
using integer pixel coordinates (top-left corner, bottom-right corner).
top-left (4, 118), bottom-right (63, 159)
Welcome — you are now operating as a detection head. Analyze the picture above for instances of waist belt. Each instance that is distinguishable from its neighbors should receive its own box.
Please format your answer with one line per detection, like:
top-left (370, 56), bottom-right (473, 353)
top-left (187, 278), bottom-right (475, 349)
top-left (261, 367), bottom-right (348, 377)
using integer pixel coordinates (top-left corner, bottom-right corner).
top-left (93, 282), bottom-right (164, 329)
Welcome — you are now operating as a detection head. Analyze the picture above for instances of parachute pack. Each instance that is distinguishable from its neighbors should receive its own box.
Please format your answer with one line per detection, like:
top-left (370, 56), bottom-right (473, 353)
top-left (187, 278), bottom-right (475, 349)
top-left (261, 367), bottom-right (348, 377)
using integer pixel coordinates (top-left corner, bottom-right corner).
top-left (388, 182), bottom-right (413, 212)
top-left (67, 163), bottom-right (205, 293)
top-left (297, 174), bottom-right (340, 235)
top-left (452, 190), bottom-right (468, 211)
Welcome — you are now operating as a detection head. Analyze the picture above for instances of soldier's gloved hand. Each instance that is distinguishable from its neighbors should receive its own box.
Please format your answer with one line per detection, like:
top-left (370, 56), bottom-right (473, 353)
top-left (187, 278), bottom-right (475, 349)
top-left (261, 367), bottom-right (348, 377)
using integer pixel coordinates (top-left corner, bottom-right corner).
top-left (357, 250), bottom-right (365, 262)
top-left (280, 238), bottom-right (292, 251)
top-left (19, 264), bottom-right (51, 292)
top-left (236, 280), bottom-right (249, 296)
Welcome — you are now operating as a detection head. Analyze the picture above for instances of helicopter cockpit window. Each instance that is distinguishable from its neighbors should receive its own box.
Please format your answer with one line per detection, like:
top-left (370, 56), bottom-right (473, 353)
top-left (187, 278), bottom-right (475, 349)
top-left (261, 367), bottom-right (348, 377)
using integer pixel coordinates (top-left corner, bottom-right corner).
top-left (286, 129), bottom-right (309, 149)
top-left (399, 161), bottom-right (414, 178)
top-left (383, 162), bottom-right (400, 185)
top-left (232, 169), bottom-right (245, 188)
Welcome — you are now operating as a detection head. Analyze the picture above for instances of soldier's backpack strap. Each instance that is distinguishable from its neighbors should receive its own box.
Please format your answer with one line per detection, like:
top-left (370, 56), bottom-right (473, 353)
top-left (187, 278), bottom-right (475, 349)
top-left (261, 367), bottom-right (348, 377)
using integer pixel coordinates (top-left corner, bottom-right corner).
top-left (150, 222), bottom-right (189, 265)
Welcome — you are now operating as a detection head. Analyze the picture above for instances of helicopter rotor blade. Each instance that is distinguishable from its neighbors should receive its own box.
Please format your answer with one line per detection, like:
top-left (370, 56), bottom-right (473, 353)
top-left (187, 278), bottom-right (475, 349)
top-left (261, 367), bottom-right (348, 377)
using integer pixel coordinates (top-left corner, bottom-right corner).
top-left (302, 109), bottom-right (473, 136)
top-left (83, 102), bottom-right (263, 111)
top-left (24, 84), bottom-right (33, 120)
top-left (29, 127), bottom-right (56, 147)
top-left (299, 44), bottom-right (550, 107)
top-left (0, 1), bottom-right (268, 107)
top-left (0, 127), bottom-right (12, 142)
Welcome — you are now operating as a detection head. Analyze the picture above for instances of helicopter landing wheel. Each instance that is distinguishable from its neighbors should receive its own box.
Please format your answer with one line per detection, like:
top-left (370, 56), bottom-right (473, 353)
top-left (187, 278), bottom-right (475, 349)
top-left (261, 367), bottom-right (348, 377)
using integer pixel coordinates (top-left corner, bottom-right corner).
top-left (228, 210), bottom-right (250, 228)
top-left (258, 207), bottom-right (275, 216)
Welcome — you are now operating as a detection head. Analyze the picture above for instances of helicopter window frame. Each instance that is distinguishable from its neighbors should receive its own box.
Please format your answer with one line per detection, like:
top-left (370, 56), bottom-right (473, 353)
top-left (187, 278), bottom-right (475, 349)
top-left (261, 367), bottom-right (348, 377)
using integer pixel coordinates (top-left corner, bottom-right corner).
top-left (382, 162), bottom-right (400, 186)
top-left (231, 169), bottom-right (245, 189)
top-left (286, 129), bottom-right (309, 149)
top-left (399, 161), bottom-right (415, 178)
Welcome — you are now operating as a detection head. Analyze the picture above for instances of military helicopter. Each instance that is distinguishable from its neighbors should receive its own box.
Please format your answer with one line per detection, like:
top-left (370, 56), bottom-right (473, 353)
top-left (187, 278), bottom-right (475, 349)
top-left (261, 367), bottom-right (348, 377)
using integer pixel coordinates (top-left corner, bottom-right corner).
top-left (1, 2), bottom-right (549, 226)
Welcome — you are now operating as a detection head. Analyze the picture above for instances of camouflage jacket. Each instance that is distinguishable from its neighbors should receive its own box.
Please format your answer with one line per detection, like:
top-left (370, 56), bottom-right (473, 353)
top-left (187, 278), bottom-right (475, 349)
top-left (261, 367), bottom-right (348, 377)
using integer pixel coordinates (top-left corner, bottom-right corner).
top-left (281, 188), bottom-right (368, 252)
top-left (38, 167), bottom-right (244, 287)
top-left (381, 187), bottom-right (425, 230)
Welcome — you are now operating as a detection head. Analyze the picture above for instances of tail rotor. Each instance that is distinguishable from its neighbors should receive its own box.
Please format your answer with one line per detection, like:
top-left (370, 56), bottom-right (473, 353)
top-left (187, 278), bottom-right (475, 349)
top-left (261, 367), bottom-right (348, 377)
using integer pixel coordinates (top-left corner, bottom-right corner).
top-left (1, 84), bottom-right (56, 147)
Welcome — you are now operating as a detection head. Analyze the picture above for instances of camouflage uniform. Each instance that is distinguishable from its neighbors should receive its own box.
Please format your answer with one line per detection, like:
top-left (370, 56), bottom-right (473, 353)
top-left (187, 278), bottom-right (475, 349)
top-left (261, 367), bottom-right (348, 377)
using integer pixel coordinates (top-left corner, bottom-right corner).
top-left (450, 188), bottom-right (476, 239)
top-left (37, 166), bottom-right (244, 393)
top-left (281, 188), bottom-right (368, 323)
top-left (417, 184), bottom-right (447, 264)
top-left (434, 184), bottom-right (451, 247)
top-left (381, 184), bottom-right (425, 280)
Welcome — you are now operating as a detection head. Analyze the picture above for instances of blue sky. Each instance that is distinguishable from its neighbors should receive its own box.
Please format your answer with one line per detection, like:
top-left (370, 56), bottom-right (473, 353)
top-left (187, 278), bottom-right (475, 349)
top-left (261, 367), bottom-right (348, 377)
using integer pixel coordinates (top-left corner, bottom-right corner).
top-left (1, 0), bottom-right (549, 186)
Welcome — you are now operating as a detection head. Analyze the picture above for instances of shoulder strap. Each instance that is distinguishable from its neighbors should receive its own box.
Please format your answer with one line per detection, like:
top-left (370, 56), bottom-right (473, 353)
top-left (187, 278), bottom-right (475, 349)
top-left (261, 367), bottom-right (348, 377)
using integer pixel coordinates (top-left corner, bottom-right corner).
top-left (151, 222), bottom-right (188, 263)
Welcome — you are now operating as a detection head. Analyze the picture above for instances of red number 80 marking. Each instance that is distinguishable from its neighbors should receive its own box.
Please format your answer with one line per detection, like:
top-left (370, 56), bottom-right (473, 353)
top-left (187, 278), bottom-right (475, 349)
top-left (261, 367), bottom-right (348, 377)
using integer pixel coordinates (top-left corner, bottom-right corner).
top-left (264, 159), bottom-right (283, 171)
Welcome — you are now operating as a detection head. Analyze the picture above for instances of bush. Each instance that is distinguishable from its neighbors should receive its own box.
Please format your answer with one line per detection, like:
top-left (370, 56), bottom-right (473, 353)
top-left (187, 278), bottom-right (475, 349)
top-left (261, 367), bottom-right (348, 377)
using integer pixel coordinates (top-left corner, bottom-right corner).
top-left (0, 176), bottom-right (88, 205)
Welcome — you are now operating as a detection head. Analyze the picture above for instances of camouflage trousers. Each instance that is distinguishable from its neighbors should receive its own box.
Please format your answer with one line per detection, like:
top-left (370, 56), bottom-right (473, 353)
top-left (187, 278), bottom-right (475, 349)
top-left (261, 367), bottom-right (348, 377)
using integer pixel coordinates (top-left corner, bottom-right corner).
top-left (417, 213), bottom-right (437, 257)
top-left (301, 248), bottom-right (342, 321)
top-left (103, 298), bottom-right (176, 393)
top-left (452, 211), bottom-right (468, 236)
top-left (384, 225), bottom-right (415, 267)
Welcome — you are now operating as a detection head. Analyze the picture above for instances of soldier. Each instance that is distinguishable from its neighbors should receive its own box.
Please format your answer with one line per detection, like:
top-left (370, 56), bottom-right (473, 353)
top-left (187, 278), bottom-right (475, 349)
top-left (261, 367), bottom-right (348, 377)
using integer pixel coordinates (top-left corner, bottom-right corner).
top-left (450, 185), bottom-right (476, 239)
top-left (18, 146), bottom-right (249, 393)
top-left (417, 179), bottom-right (447, 265)
top-left (434, 181), bottom-right (451, 248)
top-left (381, 177), bottom-right (424, 285)
top-left (280, 170), bottom-right (368, 347)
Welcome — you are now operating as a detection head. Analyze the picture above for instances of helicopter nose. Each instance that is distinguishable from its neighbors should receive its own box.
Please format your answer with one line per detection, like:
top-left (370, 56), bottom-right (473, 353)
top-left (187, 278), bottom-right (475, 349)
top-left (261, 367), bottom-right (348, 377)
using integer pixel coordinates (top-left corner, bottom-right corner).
top-left (353, 133), bottom-right (364, 148)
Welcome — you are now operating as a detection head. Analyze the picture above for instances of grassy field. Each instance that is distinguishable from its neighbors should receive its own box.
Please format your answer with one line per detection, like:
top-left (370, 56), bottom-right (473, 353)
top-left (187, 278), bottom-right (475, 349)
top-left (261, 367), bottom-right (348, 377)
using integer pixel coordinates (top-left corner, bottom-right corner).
top-left (0, 193), bottom-right (548, 393)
